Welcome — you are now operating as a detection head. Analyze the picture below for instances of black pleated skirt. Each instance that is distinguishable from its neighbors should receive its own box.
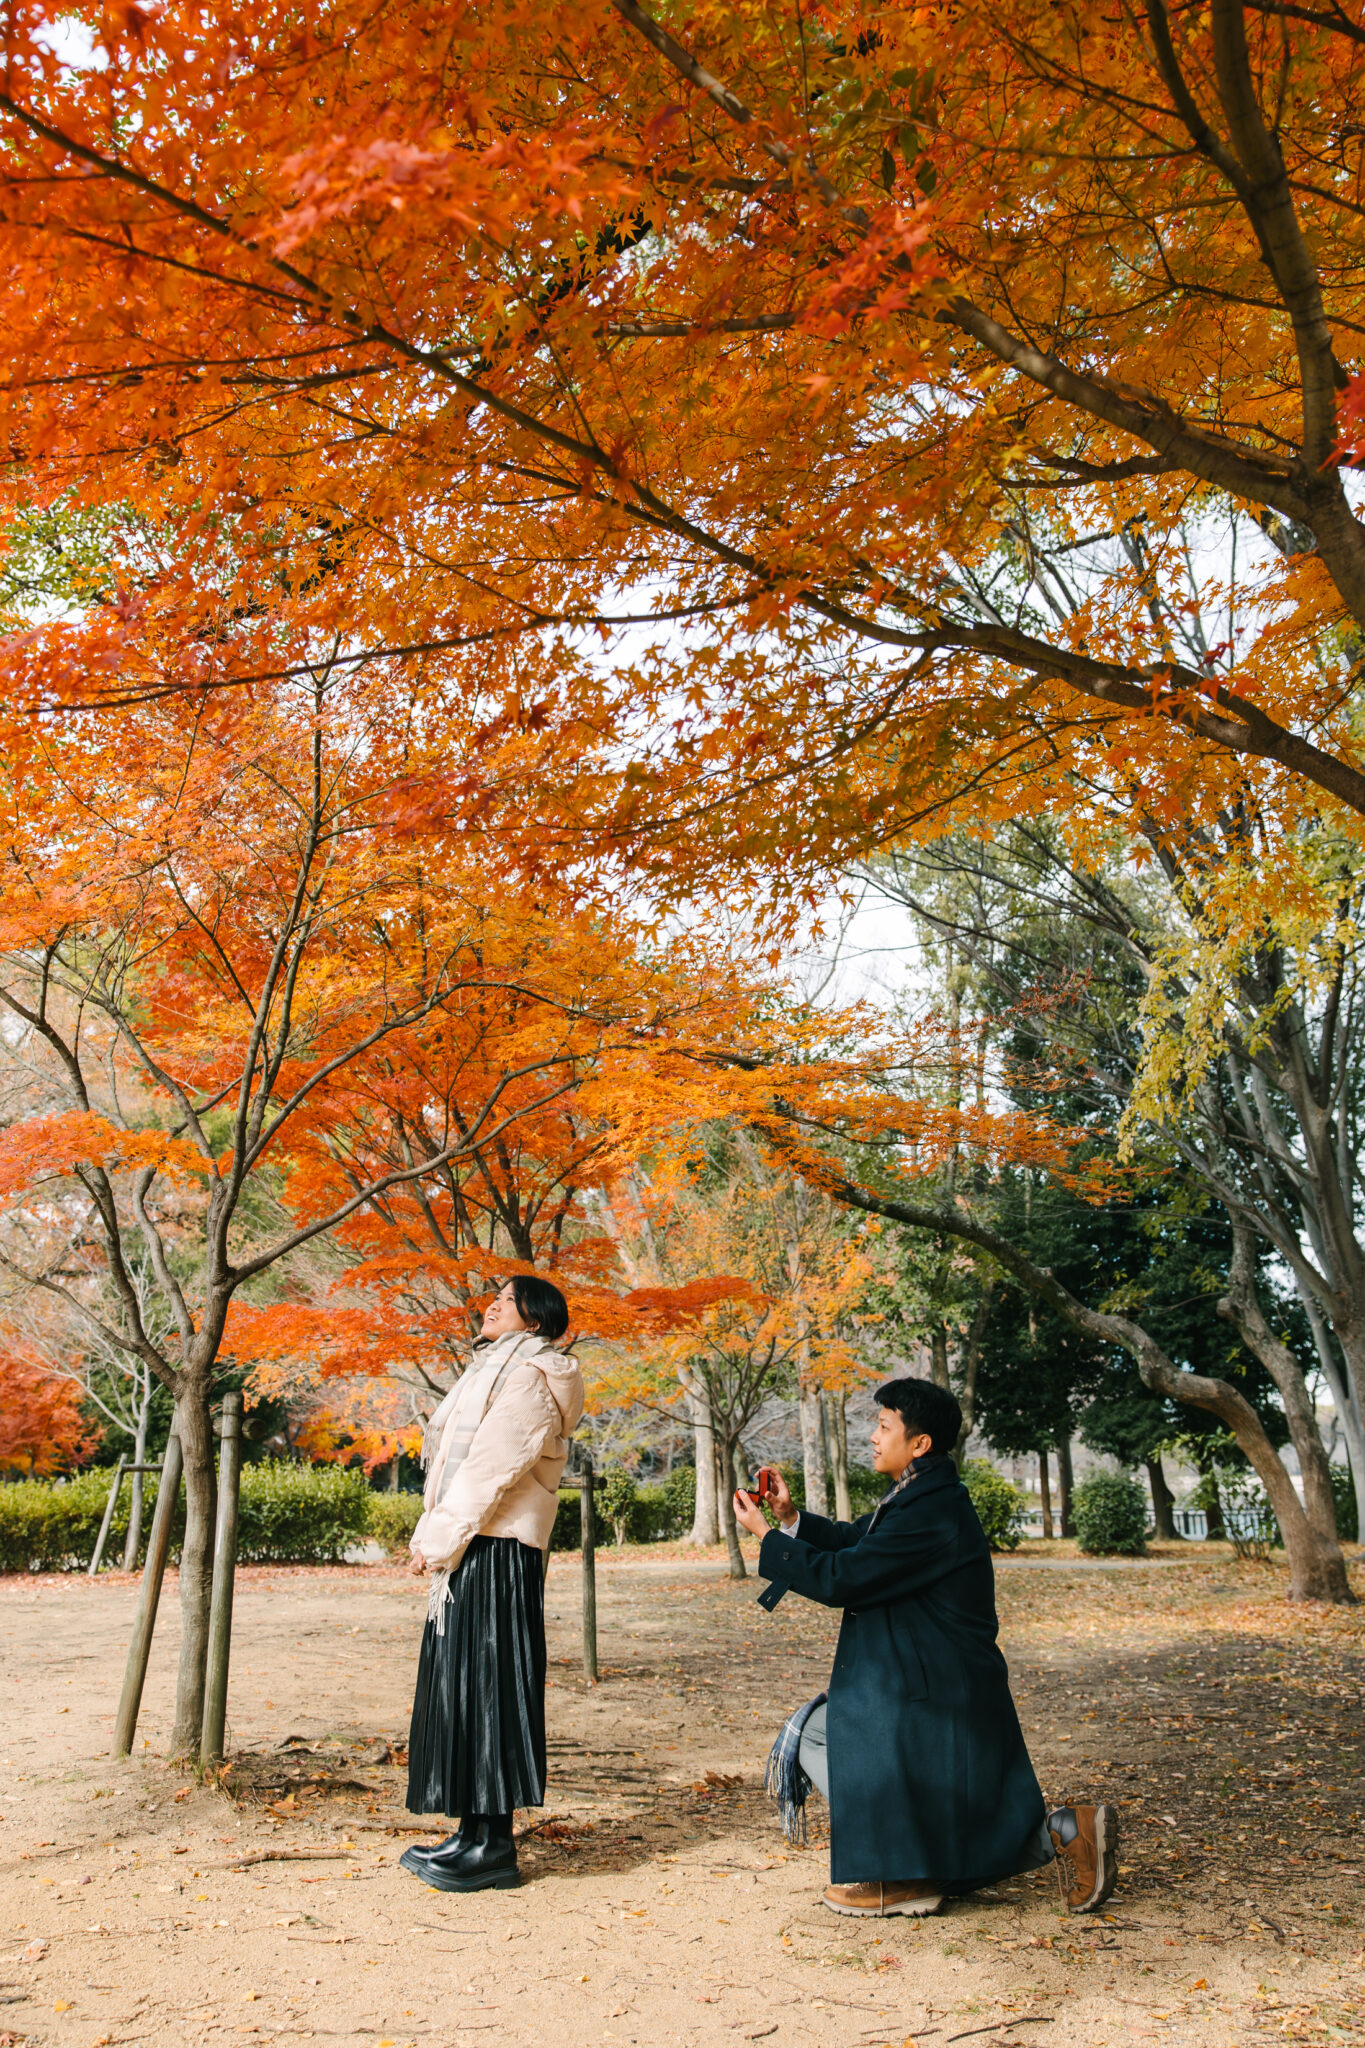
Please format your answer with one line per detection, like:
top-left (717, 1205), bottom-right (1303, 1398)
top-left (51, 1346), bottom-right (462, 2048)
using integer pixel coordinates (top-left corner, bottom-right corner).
top-left (405, 1535), bottom-right (547, 1819)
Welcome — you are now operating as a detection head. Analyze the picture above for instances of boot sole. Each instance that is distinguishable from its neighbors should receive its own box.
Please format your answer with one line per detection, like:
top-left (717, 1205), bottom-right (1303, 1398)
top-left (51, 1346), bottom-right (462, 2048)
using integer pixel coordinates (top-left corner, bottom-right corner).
top-left (398, 1846), bottom-right (443, 1877)
top-left (407, 1864), bottom-right (521, 1893)
top-left (1074, 1804), bottom-right (1119, 1913)
top-left (823, 1892), bottom-right (942, 1917)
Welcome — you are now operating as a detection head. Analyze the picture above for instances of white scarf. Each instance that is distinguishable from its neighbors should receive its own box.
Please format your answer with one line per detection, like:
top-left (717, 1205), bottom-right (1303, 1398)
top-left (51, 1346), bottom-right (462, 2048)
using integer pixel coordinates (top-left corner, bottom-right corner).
top-left (422, 1332), bottom-right (539, 1634)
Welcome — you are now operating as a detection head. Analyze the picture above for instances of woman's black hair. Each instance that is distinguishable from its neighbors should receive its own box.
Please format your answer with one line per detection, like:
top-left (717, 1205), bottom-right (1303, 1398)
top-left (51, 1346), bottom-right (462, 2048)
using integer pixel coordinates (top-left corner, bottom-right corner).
top-left (874, 1377), bottom-right (962, 1457)
top-left (507, 1273), bottom-right (569, 1342)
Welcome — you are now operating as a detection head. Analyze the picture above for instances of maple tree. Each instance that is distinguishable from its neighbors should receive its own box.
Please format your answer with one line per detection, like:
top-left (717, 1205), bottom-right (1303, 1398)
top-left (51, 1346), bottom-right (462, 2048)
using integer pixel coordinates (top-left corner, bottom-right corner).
top-left (0, 649), bottom-right (772, 1752)
top-left (1, 1), bottom-right (1363, 866)
top-left (0, 0), bottom-right (1360, 1617)
top-left (0, 1346), bottom-right (95, 1475)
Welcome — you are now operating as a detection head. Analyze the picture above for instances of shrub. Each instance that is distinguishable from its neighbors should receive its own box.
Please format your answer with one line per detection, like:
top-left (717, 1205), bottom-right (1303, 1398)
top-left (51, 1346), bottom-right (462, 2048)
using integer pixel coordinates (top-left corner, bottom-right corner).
top-left (549, 1488), bottom-right (583, 1551)
top-left (847, 1464), bottom-right (886, 1517)
top-left (600, 1468), bottom-right (640, 1545)
top-left (1073, 1471), bottom-right (1148, 1556)
top-left (656, 1464), bottom-right (696, 1536)
top-left (366, 1489), bottom-right (424, 1560)
top-left (961, 1460), bottom-right (1026, 1552)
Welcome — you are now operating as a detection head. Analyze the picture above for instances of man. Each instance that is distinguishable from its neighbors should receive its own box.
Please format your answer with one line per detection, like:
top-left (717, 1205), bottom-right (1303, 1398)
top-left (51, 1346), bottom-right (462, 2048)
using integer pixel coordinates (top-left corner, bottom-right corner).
top-left (733, 1377), bottom-right (1117, 1919)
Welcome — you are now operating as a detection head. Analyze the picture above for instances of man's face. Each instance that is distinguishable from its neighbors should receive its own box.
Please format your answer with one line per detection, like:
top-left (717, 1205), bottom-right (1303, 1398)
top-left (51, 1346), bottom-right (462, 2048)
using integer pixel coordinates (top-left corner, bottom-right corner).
top-left (871, 1407), bottom-right (933, 1474)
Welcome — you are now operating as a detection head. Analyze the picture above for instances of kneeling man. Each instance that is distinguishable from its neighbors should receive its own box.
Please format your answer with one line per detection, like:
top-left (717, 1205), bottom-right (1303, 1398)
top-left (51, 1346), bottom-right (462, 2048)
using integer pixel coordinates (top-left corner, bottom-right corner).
top-left (735, 1378), bottom-right (1116, 1919)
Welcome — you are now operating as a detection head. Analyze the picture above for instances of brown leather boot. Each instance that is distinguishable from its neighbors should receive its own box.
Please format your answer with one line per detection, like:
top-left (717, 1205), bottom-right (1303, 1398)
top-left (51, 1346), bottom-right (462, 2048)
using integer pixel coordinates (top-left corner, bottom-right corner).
top-left (1047, 1803), bottom-right (1118, 1911)
top-left (823, 1879), bottom-right (943, 1917)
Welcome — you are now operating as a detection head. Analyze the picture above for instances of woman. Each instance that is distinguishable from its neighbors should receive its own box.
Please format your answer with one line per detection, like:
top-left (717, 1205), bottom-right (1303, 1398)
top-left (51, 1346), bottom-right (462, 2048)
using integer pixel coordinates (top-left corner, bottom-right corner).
top-left (399, 1274), bottom-right (583, 1893)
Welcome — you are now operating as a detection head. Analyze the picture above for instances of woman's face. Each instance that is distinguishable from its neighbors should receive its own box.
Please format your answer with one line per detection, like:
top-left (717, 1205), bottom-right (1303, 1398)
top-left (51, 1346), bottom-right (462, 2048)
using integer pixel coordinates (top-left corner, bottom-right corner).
top-left (481, 1283), bottom-right (532, 1339)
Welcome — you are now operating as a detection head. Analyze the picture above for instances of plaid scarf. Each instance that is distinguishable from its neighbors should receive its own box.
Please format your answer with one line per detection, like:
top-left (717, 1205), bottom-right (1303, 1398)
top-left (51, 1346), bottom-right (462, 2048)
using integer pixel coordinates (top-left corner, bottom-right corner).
top-left (763, 1691), bottom-right (827, 1845)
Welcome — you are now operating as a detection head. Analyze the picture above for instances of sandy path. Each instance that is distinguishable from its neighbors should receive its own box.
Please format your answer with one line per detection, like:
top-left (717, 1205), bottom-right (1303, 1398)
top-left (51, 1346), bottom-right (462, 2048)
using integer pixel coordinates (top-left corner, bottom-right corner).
top-left (1, 1547), bottom-right (1361, 2048)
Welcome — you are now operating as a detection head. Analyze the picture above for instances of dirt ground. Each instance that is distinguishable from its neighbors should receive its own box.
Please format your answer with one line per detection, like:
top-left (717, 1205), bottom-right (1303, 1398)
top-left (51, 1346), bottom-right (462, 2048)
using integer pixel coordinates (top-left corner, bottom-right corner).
top-left (1, 1540), bottom-right (1362, 2048)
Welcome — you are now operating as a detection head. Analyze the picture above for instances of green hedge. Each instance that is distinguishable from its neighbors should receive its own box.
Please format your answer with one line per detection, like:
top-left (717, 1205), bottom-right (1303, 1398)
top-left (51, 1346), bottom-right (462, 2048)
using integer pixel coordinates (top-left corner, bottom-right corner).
top-left (237, 1465), bottom-right (371, 1564)
top-left (0, 1463), bottom-right (372, 1573)
top-left (0, 1453), bottom-right (921, 1573)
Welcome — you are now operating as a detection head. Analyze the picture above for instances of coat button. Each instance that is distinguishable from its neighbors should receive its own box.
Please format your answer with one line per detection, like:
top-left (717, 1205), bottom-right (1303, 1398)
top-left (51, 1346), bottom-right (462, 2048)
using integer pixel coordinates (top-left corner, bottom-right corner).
top-left (782, 1550), bottom-right (792, 1561)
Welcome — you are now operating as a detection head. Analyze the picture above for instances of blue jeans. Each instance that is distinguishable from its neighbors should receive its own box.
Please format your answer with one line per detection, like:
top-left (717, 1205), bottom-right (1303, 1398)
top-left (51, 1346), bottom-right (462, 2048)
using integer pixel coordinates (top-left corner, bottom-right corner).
top-left (797, 1700), bottom-right (829, 1798)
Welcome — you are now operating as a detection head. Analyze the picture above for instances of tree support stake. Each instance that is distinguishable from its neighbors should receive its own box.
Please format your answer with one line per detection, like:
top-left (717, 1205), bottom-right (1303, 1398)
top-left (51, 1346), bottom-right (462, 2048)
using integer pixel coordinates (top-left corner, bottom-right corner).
top-left (112, 1427), bottom-right (183, 1757)
top-left (201, 1391), bottom-right (243, 1765)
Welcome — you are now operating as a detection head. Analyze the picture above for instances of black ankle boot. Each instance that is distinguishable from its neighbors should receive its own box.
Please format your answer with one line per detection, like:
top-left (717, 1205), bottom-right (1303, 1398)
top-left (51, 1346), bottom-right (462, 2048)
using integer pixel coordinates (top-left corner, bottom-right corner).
top-left (399, 1818), bottom-right (470, 1877)
top-left (402, 1814), bottom-right (519, 1893)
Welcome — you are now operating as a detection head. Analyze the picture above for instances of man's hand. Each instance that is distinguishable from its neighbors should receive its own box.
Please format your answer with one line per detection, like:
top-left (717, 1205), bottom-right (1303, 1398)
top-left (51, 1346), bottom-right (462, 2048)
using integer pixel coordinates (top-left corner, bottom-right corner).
top-left (760, 1466), bottom-right (795, 1523)
top-left (408, 1550), bottom-right (429, 1577)
top-left (733, 1488), bottom-right (768, 1539)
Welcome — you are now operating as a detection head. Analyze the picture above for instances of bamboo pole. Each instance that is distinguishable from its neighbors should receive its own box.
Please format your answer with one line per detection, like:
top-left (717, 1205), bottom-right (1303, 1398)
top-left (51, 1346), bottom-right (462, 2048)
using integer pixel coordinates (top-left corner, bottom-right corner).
top-left (112, 1429), bottom-right (183, 1757)
top-left (88, 1458), bottom-right (127, 1577)
top-left (200, 1392), bottom-right (243, 1765)
top-left (579, 1451), bottom-right (598, 1684)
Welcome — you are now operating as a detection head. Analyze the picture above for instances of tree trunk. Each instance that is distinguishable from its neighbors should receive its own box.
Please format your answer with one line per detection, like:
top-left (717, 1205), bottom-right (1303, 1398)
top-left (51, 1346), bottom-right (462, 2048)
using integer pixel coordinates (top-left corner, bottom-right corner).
top-left (955, 1284), bottom-right (994, 1467)
top-left (826, 1391), bottom-right (851, 1520)
top-left (688, 1385), bottom-right (720, 1546)
top-left (1058, 1436), bottom-right (1075, 1538)
top-left (1202, 1459), bottom-right (1227, 1541)
top-left (121, 1378), bottom-right (152, 1574)
top-left (171, 1382), bottom-right (217, 1759)
top-left (1304, 1302), bottom-right (1365, 1543)
top-left (716, 1436), bottom-right (746, 1580)
top-left (799, 1374), bottom-right (828, 1518)
top-left (1146, 1456), bottom-right (1179, 1541)
top-left (929, 1322), bottom-right (951, 1390)
top-left (1217, 1223), bottom-right (1352, 1597)
top-left (387, 1457), bottom-right (400, 1493)
top-left (1039, 1450), bottom-right (1054, 1539)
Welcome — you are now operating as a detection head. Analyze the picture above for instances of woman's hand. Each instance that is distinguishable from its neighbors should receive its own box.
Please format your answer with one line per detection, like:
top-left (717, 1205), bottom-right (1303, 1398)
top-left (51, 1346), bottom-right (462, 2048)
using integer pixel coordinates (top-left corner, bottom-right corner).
top-left (733, 1489), bottom-right (768, 1539)
top-left (408, 1551), bottom-right (429, 1577)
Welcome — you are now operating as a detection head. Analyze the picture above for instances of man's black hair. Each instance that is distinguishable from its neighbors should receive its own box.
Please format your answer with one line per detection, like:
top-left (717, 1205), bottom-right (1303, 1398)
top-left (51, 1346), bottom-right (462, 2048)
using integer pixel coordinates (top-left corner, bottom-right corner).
top-left (510, 1273), bottom-right (570, 1342)
top-left (874, 1377), bottom-right (962, 1457)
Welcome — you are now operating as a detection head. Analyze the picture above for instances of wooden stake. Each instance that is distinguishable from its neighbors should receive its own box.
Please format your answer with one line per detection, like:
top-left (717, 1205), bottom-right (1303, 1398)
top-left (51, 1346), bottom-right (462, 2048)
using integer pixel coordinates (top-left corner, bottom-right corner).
top-left (112, 1429), bottom-right (183, 1757)
top-left (200, 1391), bottom-right (243, 1764)
top-left (579, 1450), bottom-right (598, 1683)
top-left (88, 1458), bottom-right (127, 1577)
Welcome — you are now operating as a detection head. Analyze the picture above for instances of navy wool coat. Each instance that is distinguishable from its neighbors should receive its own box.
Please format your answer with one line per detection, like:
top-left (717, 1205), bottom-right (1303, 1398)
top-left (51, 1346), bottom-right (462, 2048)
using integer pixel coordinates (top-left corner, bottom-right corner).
top-left (757, 1456), bottom-right (1050, 1887)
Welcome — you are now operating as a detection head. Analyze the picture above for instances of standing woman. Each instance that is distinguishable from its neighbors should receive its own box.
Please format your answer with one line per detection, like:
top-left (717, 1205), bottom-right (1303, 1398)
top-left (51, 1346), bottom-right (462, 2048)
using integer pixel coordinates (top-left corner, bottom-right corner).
top-left (399, 1274), bottom-right (583, 1893)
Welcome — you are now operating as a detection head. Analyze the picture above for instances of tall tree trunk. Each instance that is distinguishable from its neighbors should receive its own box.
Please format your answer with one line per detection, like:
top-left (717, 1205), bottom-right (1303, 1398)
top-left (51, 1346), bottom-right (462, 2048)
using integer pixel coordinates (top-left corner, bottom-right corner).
top-left (954, 1283), bottom-right (995, 1468)
top-left (717, 1435), bottom-right (746, 1581)
top-left (1039, 1450), bottom-right (1054, 1539)
top-left (826, 1391), bottom-right (851, 1520)
top-left (387, 1457), bottom-right (400, 1492)
top-left (1146, 1456), bottom-right (1179, 1541)
top-left (1303, 1300), bottom-right (1365, 1543)
top-left (1058, 1436), bottom-right (1075, 1538)
top-left (171, 1381), bottom-right (217, 1759)
top-left (687, 1384), bottom-right (719, 1546)
top-left (799, 1369), bottom-right (828, 1519)
top-left (1217, 1223), bottom-right (1352, 1596)
top-left (1201, 1456), bottom-right (1227, 1541)
top-left (929, 1322), bottom-right (950, 1390)
top-left (121, 1375), bottom-right (152, 1573)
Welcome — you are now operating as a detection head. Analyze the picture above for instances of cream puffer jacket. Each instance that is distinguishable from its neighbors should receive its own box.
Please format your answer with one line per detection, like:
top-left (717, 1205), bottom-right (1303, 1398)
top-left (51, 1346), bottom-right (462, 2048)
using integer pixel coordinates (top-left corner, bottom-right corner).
top-left (410, 1331), bottom-right (585, 1574)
